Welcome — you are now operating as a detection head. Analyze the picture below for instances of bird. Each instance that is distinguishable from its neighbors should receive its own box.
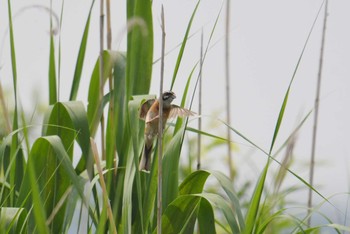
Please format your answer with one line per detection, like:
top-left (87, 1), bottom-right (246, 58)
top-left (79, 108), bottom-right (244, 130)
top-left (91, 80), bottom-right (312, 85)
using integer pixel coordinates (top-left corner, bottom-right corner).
top-left (139, 91), bottom-right (195, 172)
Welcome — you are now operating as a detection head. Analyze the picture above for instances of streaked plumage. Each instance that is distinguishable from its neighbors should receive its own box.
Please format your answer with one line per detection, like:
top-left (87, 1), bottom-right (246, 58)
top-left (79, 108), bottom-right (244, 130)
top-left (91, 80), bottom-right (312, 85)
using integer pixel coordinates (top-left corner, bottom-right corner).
top-left (139, 91), bottom-right (195, 172)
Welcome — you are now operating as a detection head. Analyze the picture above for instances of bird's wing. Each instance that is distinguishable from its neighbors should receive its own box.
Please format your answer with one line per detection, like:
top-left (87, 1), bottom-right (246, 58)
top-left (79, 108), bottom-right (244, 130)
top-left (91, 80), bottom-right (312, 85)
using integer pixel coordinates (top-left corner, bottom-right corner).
top-left (168, 105), bottom-right (196, 118)
top-left (139, 99), bottom-right (156, 120)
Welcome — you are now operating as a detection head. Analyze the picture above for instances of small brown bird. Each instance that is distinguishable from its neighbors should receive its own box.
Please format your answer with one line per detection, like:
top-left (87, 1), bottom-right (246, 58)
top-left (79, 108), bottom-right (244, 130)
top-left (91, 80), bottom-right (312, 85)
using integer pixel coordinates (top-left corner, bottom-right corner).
top-left (139, 91), bottom-right (195, 172)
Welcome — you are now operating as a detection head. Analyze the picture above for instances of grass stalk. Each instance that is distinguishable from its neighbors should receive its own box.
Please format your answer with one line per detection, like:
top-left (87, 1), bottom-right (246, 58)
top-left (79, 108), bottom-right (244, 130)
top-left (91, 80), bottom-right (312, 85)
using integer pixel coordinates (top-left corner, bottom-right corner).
top-left (225, 0), bottom-right (234, 180)
top-left (106, 0), bottom-right (112, 49)
top-left (58, 0), bottom-right (65, 102)
top-left (99, 0), bottom-right (106, 160)
top-left (157, 5), bottom-right (166, 234)
top-left (105, 0), bottom-right (116, 175)
top-left (90, 138), bottom-right (117, 234)
top-left (308, 0), bottom-right (328, 224)
top-left (197, 29), bottom-right (203, 170)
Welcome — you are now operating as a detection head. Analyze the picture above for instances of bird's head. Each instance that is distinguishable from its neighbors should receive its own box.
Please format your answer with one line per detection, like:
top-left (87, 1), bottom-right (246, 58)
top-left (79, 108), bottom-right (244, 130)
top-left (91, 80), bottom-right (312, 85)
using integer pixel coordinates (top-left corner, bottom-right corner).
top-left (162, 91), bottom-right (176, 107)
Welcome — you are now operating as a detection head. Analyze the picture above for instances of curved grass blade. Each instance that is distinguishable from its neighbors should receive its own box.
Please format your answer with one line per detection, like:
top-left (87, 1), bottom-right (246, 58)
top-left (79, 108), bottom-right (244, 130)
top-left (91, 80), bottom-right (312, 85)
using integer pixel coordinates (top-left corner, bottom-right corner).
top-left (244, 3), bottom-right (326, 232)
top-left (269, 0), bottom-right (324, 155)
top-left (43, 101), bottom-right (93, 178)
top-left (179, 170), bottom-right (210, 195)
top-left (157, 195), bottom-right (201, 234)
top-left (17, 136), bottom-right (97, 232)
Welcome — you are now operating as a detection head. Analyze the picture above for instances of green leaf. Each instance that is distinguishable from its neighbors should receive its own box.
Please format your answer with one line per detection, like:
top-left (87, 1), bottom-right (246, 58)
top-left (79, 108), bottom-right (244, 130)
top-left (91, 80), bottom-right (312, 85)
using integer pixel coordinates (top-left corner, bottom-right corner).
top-left (17, 136), bottom-right (96, 233)
top-left (49, 33), bottom-right (57, 105)
top-left (69, 0), bottom-right (96, 101)
top-left (7, 0), bottom-right (20, 207)
top-left (178, 170), bottom-right (244, 233)
top-left (87, 51), bottom-right (125, 136)
top-left (162, 127), bottom-right (185, 210)
top-left (159, 195), bottom-right (201, 234)
top-left (126, 0), bottom-right (153, 96)
top-left (197, 198), bottom-right (216, 234)
top-left (179, 170), bottom-right (210, 195)
top-left (174, 64), bottom-right (197, 133)
top-left (106, 52), bottom-right (127, 166)
top-left (43, 101), bottom-right (93, 178)
top-left (210, 170), bottom-right (245, 230)
top-left (201, 193), bottom-right (241, 233)
top-left (0, 207), bottom-right (28, 234)
top-left (170, 0), bottom-right (201, 90)
top-left (243, 163), bottom-right (268, 234)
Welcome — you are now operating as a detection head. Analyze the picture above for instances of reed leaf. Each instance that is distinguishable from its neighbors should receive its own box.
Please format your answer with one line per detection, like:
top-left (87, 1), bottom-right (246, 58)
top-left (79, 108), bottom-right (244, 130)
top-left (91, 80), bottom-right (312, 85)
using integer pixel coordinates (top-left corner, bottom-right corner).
top-left (0, 207), bottom-right (27, 233)
top-left (126, 0), bottom-right (153, 96)
top-left (69, 0), bottom-right (96, 101)
top-left (170, 0), bottom-right (201, 90)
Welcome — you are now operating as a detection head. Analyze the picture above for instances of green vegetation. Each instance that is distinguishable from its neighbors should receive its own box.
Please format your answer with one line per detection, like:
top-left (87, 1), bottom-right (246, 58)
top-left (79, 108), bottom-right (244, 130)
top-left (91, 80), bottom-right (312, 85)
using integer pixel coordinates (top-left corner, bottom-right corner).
top-left (0, 0), bottom-right (349, 233)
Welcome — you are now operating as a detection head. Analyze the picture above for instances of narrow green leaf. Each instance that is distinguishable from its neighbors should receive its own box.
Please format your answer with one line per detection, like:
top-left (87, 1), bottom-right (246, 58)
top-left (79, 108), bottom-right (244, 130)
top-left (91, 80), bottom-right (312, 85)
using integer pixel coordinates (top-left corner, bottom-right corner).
top-left (198, 199), bottom-right (216, 234)
top-left (210, 170), bottom-right (245, 230)
top-left (174, 64), bottom-right (197, 133)
top-left (7, 0), bottom-right (19, 207)
top-left (162, 127), bottom-right (185, 210)
top-left (126, 0), bottom-right (153, 96)
top-left (158, 195), bottom-right (201, 234)
top-left (202, 193), bottom-right (241, 233)
top-left (179, 170), bottom-right (210, 195)
top-left (269, 0), bottom-right (324, 154)
top-left (43, 101), bottom-right (93, 178)
top-left (170, 0), bottom-right (201, 90)
top-left (69, 0), bottom-right (96, 100)
top-left (128, 97), bottom-right (145, 233)
top-left (49, 34), bottom-right (57, 105)
top-left (243, 163), bottom-right (269, 234)
top-left (86, 51), bottom-right (124, 136)
top-left (17, 136), bottom-right (96, 232)
top-left (0, 207), bottom-right (28, 234)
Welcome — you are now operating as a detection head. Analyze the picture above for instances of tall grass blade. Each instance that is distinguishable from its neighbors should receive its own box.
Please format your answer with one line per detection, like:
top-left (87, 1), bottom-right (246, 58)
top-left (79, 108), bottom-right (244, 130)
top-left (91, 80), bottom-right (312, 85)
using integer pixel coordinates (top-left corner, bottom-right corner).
top-left (269, 1), bottom-right (324, 155)
top-left (170, 0), bottom-right (200, 90)
top-left (49, 17), bottom-right (58, 104)
top-left (243, 163), bottom-right (268, 234)
top-left (128, 96), bottom-right (145, 233)
top-left (162, 127), bottom-right (185, 210)
top-left (173, 64), bottom-right (197, 133)
top-left (126, 0), bottom-right (153, 96)
top-left (7, 0), bottom-right (20, 207)
top-left (243, 3), bottom-right (325, 232)
top-left (87, 51), bottom-right (123, 136)
top-left (69, 0), bottom-right (96, 101)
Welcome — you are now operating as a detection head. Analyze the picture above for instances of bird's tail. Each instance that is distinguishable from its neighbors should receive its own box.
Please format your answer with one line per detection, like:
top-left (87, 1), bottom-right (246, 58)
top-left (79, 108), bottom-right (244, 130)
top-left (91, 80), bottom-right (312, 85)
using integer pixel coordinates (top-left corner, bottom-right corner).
top-left (139, 143), bottom-right (153, 172)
